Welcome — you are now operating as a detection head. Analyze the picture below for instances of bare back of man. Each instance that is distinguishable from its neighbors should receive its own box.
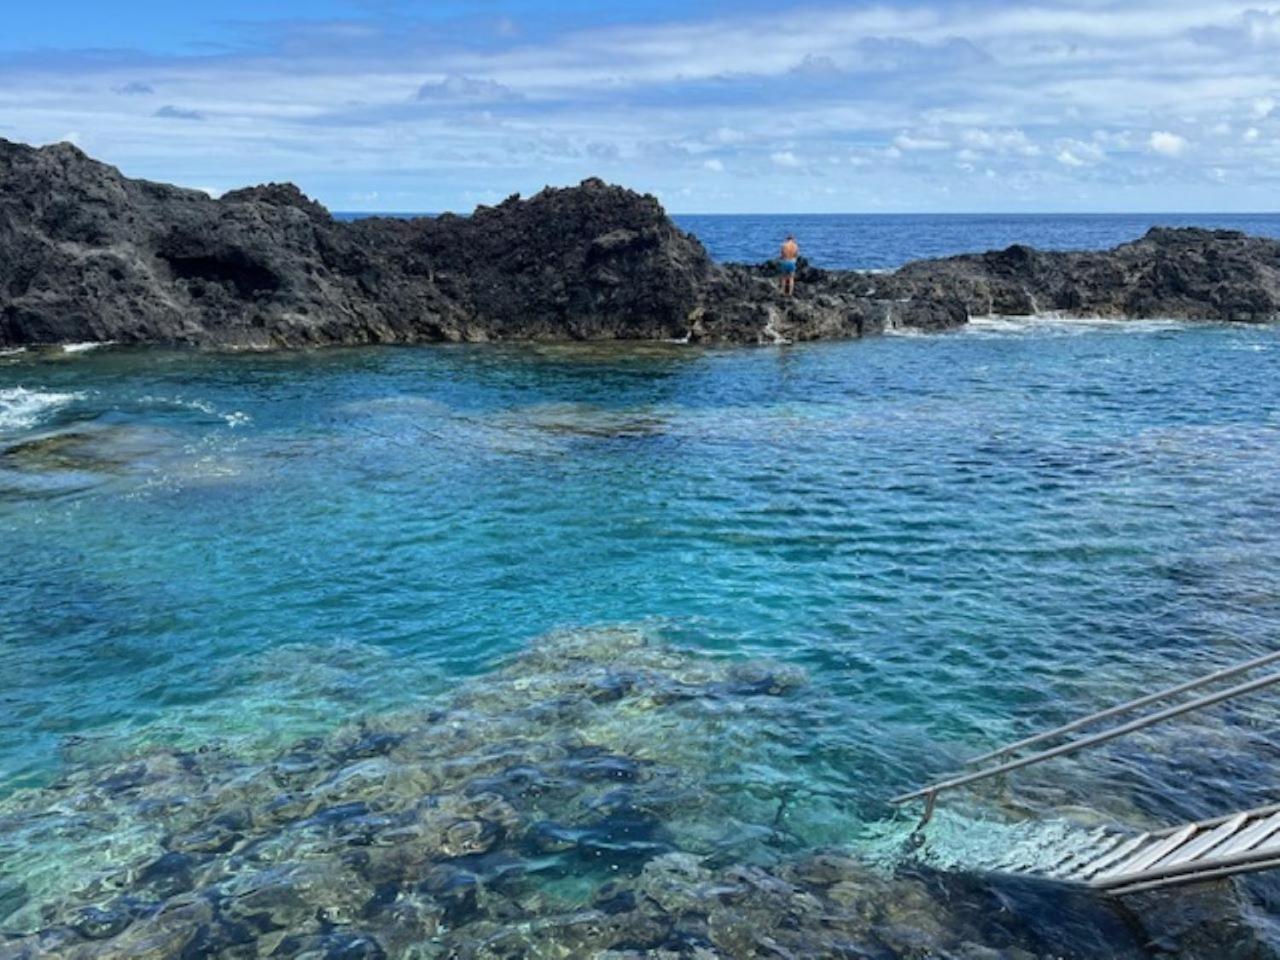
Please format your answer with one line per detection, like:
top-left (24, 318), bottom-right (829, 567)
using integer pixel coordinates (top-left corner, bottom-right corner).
top-left (779, 235), bottom-right (799, 296)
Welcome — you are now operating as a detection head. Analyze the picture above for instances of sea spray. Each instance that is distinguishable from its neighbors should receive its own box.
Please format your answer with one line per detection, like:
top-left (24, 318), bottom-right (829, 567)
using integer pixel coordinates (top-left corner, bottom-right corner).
top-left (61, 342), bottom-right (114, 354)
top-left (0, 387), bottom-right (83, 431)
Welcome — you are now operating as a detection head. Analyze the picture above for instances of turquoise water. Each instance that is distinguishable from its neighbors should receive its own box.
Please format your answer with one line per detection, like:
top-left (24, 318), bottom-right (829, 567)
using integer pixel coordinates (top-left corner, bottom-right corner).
top-left (2, 320), bottom-right (1280, 952)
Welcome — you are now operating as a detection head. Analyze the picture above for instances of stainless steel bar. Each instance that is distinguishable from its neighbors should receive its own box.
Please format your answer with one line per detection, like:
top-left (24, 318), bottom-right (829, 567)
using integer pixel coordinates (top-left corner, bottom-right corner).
top-left (1159, 814), bottom-right (1249, 867)
top-left (1045, 830), bottom-right (1123, 878)
top-left (891, 669), bottom-right (1280, 805)
top-left (966, 648), bottom-right (1280, 766)
top-left (1146, 801), bottom-right (1280, 840)
top-left (1214, 811), bottom-right (1280, 858)
top-left (1091, 837), bottom-right (1280, 890)
top-left (1068, 833), bottom-right (1150, 881)
top-left (1106, 855), bottom-right (1280, 896)
top-left (1095, 824), bottom-right (1198, 879)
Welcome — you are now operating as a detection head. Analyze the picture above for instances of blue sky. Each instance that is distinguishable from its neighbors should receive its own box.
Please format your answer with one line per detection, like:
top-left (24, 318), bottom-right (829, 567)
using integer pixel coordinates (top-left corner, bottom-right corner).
top-left (3, 1), bottom-right (1279, 212)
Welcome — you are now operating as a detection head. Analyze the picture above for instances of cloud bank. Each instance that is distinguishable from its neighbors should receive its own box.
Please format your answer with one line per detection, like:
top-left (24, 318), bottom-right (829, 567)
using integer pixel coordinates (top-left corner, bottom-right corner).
top-left (2, 1), bottom-right (1278, 212)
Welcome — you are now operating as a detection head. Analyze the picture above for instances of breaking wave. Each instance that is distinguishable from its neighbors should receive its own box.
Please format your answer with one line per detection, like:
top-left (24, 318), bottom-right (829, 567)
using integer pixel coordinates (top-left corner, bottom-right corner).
top-left (0, 387), bottom-right (83, 431)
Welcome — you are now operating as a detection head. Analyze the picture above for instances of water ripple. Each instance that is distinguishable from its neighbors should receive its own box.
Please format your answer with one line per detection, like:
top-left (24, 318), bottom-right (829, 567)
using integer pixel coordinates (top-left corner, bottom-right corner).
top-left (0, 325), bottom-right (1278, 953)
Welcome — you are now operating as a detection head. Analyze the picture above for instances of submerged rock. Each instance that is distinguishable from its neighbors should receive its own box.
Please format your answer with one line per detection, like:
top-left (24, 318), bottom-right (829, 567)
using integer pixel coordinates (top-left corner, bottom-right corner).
top-left (3, 138), bottom-right (1277, 350)
top-left (1, 432), bottom-right (124, 472)
top-left (0, 628), bottom-right (1272, 959)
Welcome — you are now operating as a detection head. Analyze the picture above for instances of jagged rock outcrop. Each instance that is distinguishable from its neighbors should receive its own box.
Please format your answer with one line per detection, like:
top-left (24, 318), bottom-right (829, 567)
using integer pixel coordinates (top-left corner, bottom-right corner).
top-left (0, 140), bottom-right (712, 347)
top-left (2, 137), bottom-right (1279, 349)
top-left (884, 231), bottom-right (1280, 322)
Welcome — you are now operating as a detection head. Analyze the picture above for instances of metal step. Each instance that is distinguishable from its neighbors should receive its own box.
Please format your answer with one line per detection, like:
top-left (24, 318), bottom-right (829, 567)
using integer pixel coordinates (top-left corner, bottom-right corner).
top-left (1068, 832), bottom-right (1150, 880)
top-left (1078, 806), bottom-right (1280, 893)
top-left (1094, 825), bottom-right (1199, 880)
top-left (1213, 810), bottom-right (1280, 858)
top-left (994, 804), bottom-right (1280, 895)
top-left (888, 649), bottom-right (1280, 896)
top-left (1158, 813), bottom-right (1248, 867)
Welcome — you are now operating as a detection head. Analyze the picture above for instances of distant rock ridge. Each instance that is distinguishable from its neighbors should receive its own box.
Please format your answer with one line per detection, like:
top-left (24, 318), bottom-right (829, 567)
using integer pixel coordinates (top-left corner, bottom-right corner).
top-left (2, 138), bottom-right (1278, 348)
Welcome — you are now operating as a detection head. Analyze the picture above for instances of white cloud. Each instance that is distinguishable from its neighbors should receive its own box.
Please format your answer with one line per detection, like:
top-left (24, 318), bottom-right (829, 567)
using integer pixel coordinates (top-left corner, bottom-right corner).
top-left (960, 127), bottom-right (1040, 156)
top-left (893, 133), bottom-right (950, 151)
top-left (1196, 9), bottom-right (1280, 50)
top-left (415, 75), bottom-right (521, 102)
top-left (703, 158), bottom-right (724, 172)
top-left (1148, 130), bottom-right (1188, 156)
top-left (1055, 138), bottom-right (1105, 166)
top-left (709, 127), bottom-right (746, 144)
top-left (3, 0), bottom-right (1279, 211)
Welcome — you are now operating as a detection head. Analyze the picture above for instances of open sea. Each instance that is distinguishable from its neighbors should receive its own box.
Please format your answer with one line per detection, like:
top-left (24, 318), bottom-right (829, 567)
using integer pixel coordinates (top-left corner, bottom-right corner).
top-left (674, 211), bottom-right (1280, 269)
top-left (2, 215), bottom-right (1280, 956)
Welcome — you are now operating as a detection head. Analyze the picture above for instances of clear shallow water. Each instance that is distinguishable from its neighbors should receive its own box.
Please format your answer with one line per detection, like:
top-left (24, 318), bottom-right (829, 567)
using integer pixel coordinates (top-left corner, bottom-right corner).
top-left (2, 322), bottom-right (1280, 952)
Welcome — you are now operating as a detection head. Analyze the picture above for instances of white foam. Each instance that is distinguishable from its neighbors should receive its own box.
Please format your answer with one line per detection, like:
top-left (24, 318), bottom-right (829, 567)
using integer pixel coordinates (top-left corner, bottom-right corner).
top-left (0, 347), bottom-right (26, 357)
top-left (61, 341), bottom-right (113, 354)
top-left (138, 394), bottom-right (252, 428)
top-left (0, 387), bottom-right (84, 430)
top-left (964, 314), bottom-right (1195, 336)
top-left (139, 394), bottom-right (219, 416)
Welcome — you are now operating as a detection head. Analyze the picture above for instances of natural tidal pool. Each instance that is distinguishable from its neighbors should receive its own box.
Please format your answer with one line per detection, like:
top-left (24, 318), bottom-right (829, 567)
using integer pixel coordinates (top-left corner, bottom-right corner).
top-left (1, 320), bottom-right (1279, 957)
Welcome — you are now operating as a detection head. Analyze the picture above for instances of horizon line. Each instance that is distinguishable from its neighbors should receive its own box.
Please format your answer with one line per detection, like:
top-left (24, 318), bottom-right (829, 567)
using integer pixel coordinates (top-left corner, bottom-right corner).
top-left (332, 208), bottom-right (1280, 218)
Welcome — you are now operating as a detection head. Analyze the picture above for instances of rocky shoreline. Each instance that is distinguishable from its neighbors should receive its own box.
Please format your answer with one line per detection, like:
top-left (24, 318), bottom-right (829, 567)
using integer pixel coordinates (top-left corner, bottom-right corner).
top-left (3, 138), bottom-right (1280, 350)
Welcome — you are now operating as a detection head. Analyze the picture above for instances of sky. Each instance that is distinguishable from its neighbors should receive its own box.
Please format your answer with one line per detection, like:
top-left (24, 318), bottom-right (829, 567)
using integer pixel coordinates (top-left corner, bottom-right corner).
top-left (2, 1), bottom-right (1279, 213)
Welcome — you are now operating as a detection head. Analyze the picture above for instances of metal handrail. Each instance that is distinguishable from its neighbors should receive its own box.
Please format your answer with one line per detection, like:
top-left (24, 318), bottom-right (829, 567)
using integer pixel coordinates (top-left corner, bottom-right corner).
top-left (891, 663), bottom-right (1280, 808)
top-left (1106, 855), bottom-right (1280, 896)
top-left (1144, 800), bottom-right (1280, 840)
top-left (965, 648), bottom-right (1280, 766)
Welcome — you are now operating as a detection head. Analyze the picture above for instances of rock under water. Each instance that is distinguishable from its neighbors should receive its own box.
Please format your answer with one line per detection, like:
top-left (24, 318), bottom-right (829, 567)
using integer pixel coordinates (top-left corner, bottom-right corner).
top-left (0, 628), bottom-right (1269, 959)
top-left (3, 138), bottom-right (1279, 350)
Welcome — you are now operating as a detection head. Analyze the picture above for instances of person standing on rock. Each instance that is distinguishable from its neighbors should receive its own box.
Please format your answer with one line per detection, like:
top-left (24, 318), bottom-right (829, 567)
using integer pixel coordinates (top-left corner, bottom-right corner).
top-left (779, 234), bottom-right (799, 296)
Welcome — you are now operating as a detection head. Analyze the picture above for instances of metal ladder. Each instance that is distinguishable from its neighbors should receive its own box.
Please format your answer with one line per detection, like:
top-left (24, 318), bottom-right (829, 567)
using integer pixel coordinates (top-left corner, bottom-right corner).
top-left (891, 649), bottom-right (1280, 894)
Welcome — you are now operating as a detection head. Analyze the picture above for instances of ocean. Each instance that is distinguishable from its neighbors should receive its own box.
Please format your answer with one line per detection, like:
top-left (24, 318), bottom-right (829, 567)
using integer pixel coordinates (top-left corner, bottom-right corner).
top-left (1, 215), bottom-right (1279, 956)
top-left (334, 210), bottom-right (1280, 270)
top-left (674, 211), bottom-right (1280, 270)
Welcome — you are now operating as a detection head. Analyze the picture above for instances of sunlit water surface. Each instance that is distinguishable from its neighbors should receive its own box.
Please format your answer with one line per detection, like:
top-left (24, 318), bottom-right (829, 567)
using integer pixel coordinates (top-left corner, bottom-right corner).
top-left (2, 320), bottom-right (1279, 952)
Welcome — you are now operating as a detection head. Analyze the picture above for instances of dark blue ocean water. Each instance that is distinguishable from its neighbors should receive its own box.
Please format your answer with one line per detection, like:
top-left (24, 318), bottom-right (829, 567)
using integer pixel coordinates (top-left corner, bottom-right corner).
top-left (675, 212), bottom-right (1280, 270)
top-left (336, 211), bottom-right (1280, 271)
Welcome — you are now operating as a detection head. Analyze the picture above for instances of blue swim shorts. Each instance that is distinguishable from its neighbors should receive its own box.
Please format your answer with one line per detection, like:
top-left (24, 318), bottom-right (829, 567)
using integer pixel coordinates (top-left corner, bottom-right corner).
top-left (780, 259), bottom-right (797, 274)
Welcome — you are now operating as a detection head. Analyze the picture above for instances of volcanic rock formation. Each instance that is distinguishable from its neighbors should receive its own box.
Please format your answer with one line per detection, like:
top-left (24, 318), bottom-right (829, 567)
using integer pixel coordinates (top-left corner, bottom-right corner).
top-left (2, 138), bottom-right (1279, 349)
